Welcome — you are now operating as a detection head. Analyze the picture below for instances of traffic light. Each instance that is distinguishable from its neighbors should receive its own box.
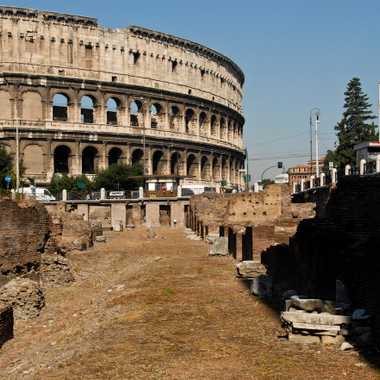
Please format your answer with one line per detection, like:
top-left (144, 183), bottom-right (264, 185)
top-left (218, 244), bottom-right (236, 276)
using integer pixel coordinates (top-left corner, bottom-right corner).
top-left (277, 161), bottom-right (283, 169)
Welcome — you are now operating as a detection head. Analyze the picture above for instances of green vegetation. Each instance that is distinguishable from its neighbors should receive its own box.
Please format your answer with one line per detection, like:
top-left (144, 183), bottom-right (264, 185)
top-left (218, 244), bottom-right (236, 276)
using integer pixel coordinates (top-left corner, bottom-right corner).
top-left (48, 164), bottom-right (143, 195)
top-left (0, 146), bottom-right (13, 189)
top-left (325, 77), bottom-right (378, 172)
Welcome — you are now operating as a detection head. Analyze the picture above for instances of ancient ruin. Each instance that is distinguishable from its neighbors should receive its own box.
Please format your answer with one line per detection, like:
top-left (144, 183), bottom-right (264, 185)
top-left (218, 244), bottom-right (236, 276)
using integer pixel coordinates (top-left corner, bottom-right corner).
top-left (0, 6), bottom-right (245, 189)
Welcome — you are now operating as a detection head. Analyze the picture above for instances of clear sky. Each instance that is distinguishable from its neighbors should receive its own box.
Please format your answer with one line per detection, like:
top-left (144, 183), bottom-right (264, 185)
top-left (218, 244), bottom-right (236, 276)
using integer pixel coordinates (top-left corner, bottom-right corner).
top-left (7, 0), bottom-right (380, 181)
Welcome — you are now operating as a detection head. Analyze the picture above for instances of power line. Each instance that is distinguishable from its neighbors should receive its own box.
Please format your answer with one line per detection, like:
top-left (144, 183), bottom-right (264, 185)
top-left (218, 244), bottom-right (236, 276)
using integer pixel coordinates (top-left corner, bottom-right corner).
top-left (248, 153), bottom-right (310, 161)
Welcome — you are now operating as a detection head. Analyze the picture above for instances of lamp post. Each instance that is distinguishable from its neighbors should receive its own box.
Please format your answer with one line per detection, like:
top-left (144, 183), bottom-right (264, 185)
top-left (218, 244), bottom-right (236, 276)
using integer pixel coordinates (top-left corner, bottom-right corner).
top-left (309, 108), bottom-right (320, 178)
top-left (15, 119), bottom-right (20, 191)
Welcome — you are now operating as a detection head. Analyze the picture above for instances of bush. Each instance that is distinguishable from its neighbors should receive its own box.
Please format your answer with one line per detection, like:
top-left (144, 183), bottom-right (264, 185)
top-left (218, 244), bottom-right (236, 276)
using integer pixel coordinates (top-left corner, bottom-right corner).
top-left (93, 164), bottom-right (143, 191)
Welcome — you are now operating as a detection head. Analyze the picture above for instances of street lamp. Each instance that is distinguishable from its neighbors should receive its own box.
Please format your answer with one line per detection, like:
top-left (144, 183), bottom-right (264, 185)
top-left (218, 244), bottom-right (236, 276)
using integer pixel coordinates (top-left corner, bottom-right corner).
top-left (309, 108), bottom-right (320, 178)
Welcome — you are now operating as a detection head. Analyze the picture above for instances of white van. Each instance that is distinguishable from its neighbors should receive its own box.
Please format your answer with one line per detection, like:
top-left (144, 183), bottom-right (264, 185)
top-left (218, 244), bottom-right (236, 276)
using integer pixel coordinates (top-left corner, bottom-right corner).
top-left (17, 187), bottom-right (56, 202)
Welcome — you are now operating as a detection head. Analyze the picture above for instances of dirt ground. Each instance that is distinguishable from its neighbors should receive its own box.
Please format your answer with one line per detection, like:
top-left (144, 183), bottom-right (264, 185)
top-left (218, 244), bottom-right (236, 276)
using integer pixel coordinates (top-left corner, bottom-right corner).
top-left (0, 227), bottom-right (379, 379)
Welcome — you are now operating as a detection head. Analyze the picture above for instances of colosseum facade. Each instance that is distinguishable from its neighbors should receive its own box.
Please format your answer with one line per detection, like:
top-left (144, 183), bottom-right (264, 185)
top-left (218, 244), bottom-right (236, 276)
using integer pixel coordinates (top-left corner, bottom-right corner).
top-left (0, 6), bottom-right (246, 188)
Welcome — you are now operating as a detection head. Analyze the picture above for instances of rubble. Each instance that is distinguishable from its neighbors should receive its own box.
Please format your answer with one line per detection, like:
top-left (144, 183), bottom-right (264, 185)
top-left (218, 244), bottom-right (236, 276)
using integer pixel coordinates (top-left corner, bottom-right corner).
top-left (236, 261), bottom-right (266, 278)
top-left (40, 253), bottom-right (74, 286)
top-left (0, 278), bottom-right (45, 320)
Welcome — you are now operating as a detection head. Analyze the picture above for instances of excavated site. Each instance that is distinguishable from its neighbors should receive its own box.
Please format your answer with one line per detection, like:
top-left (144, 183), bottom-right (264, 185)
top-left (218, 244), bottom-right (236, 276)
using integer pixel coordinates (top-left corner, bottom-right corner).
top-left (0, 179), bottom-right (380, 379)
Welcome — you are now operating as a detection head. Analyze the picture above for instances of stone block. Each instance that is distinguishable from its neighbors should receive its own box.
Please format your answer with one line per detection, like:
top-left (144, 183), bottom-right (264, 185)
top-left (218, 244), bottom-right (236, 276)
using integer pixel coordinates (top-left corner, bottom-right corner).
top-left (95, 235), bottom-right (106, 243)
top-left (250, 275), bottom-right (272, 298)
top-left (208, 236), bottom-right (228, 256)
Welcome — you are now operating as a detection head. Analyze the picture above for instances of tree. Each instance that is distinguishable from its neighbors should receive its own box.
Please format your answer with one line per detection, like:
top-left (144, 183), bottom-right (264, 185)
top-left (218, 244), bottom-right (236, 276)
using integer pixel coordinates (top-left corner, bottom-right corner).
top-left (0, 146), bottom-right (13, 189)
top-left (326, 77), bottom-right (378, 172)
top-left (48, 174), bottom-right (74, 195)
top-left (93, 164), bottom-right (143, 191)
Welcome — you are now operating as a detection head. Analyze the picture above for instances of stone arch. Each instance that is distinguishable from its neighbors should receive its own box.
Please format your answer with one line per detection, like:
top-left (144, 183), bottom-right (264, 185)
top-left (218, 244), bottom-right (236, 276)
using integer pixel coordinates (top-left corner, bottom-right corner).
top-left (23, 91), bottom-right (42, 121)
top-left (54, 145), bottom-right (71, 174)
top-left (131, 148), bottom-right (144, 167)
top-left (52, 93), bottom-right (70, 121)
top-left (185, 108), bottom-right (195, 134)
top-left (170, 152), bottom-right (181, 175)
top-left (130, 99), bottom-right (143, 127)
top-left (228, 120), bottom-right (233, 142)
top-left (201, 156), bottom-right (211, 180)
top-left (210, 115), bottom-right (217, 136)
top-left (80, 95), bottom-right (96, 123)
top-left (106, 97), bottom-right (120, 125)
top-left (170, 105), bottom-right (181, 130)
top-left (187, 153), bottom-right (198, 178)
top-left (152, 150), bottom-right (166, 175)
top-left (222, 157), bottom-right (228, 181)
top-left (199, 111), bottom-right (208, 136)
top-left (82, 146), bottom-right (98, 174)
top-left (220, 117), bottom-right (226, 140)
top-left (150, 102), bottom-right (163, 128)
top-left (0, 90), bottom-right (12, 119)
top-left (23, 144), bottom-right (44, 175)
top-left (108, 147), bottom-right (123, 166)
top-left (212, 156), bottom-right (220, 181)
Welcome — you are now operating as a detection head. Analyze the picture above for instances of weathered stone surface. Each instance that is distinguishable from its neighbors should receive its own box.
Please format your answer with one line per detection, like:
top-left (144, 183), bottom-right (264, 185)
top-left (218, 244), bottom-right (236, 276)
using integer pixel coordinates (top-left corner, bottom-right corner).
top-left (250, 275), bottom-right (272, 298)
top-left (209, 237), bottom-right (228, 256)
top-left (340, 341), bottom-right (354, 351)
top-left (0, 199), bottom-right (50, 276)
top-left (95, 235), bottom-right (107, 243)
top-left (321, 335), bottom-right (345, 346)
top-left (281, 311), bottom-right (351, 326)
top-left (236, 261), bottom-right (265, 278)
top-left (285, 297), bottom-right (335, 314)
top-left (0, 304), bottom-right (13, 348)
top-left (40, 253), bottom-right (74, 286)
top-left (0, 278), bottom-right (45, 320)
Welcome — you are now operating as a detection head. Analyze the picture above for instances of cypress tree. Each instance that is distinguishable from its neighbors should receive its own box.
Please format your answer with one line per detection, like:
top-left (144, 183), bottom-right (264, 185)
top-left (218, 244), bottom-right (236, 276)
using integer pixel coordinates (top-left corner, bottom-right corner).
top-left (327, 77), bottom-right (378, 172)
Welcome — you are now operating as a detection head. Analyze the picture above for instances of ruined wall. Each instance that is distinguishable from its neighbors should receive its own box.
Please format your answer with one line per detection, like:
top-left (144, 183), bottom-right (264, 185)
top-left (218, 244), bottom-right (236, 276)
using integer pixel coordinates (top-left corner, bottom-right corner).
top-left (262, 176), bottom-right (380, 344)
top-left (0, 199), bottom-right (51, 275)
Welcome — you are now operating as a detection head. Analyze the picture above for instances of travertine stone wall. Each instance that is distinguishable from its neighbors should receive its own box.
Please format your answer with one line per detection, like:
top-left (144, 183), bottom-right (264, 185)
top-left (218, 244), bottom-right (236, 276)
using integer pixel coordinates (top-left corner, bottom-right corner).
top-left (0, 7), bottom-right (246, 187)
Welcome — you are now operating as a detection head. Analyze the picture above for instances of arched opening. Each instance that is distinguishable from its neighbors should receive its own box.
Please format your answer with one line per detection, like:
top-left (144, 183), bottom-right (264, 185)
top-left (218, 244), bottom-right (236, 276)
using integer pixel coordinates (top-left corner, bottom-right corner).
top-left (130, 100), bottom-right (143, 127)
top-left (53, 93), bottom-right (69, 121)
top-left (185, 109), bottom-right (195, 134)
top-left (228, 121), bottom-right (233, 141)
top-left (201, 156), bottom-right (210, 180)
top-left (170, 105), bottom-right (180, 130)
top-left (199, 112), bottom-right (207, 135)
top-left (152, 150), bottom-right (165, 175)
top-left (170, 152), bottom-right (181, 175)
top-left (212, 157), bottom-right (220, 181)
top-left (131, 149), bottom-right (144, 167)
top-left (82, 146), bottom-right (98, 174)
top-left (106, 97), bottom-right (119, 125)
top-left (80, 95), bottom-right (96, 123)
top-left (54, 145), bottom-right (71, 174)
top-left (222, 157), bottom-right (228, 181)
top-left (187, 154), bottom-right (198, 178)
top-left (150, 103), bottom-right (162, 128)
top-left (210, 115), bottom-right (217, 136)
top-left (108, 147), bottom-right (123, 166)
top-left (220, 118), bottom-right (226, 140)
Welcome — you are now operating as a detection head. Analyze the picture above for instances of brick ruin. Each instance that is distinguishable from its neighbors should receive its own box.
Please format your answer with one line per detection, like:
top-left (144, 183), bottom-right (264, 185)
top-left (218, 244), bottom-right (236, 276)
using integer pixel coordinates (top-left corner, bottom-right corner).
top-left (0, 198), bottom-right (98, 347)
top-left (187, 184), bottom-right (314, 262)
top-left (262, 176), bottom-right (380, 347)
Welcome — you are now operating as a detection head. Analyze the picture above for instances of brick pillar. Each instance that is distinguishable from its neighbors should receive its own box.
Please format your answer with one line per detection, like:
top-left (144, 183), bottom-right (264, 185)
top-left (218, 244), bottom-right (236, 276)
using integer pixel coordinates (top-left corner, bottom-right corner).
top-left (145, 202), bottom-right (160, 227)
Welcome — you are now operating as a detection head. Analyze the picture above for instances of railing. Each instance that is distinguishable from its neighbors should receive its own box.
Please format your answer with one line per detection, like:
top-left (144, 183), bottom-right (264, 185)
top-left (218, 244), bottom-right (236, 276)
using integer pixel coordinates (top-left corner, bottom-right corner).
top-left (291, 156), bottom-right (380, 194)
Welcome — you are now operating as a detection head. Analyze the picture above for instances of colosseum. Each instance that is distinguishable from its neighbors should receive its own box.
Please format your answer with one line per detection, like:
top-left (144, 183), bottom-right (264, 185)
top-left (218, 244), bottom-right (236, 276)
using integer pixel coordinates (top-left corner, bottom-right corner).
top-left (0, 6), bottom-right (246, 189)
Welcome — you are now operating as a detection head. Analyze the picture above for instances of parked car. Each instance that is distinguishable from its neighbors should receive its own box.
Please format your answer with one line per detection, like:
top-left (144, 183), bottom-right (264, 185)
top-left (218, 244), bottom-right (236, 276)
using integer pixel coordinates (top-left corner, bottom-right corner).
top-left (17, 186), bottom-right (56, 202)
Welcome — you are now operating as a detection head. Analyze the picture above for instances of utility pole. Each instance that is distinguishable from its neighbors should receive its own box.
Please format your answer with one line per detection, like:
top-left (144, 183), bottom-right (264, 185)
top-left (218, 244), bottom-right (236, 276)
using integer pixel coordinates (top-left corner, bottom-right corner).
top-left (309, 108), bottom-right (320, 178)
top-left (15, 119), bottom-right (20, 191)
top-left (315, 112), bottom-right (320, 178)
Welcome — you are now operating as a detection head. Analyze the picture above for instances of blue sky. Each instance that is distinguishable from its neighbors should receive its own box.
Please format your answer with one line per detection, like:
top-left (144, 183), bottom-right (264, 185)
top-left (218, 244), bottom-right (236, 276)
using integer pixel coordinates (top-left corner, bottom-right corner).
top-left (7, 0), bottom-right (380, 180)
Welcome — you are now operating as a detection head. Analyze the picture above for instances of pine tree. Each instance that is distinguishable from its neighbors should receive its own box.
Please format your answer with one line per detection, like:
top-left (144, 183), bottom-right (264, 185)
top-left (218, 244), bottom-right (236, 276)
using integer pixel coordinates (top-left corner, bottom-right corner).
top-left (328, 77), bottom-right (378, 172)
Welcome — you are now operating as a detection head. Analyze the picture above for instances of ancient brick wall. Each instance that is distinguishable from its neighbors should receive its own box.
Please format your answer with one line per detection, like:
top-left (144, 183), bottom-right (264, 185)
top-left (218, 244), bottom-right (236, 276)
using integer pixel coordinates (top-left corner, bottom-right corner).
top-left (0, 199), bottom-right (50, 275)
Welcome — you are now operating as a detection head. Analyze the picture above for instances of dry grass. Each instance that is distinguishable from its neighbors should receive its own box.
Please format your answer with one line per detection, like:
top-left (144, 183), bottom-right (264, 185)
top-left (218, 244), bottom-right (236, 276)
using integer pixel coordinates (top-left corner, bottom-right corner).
top-left (0, 227), bottom-right (379, 379)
